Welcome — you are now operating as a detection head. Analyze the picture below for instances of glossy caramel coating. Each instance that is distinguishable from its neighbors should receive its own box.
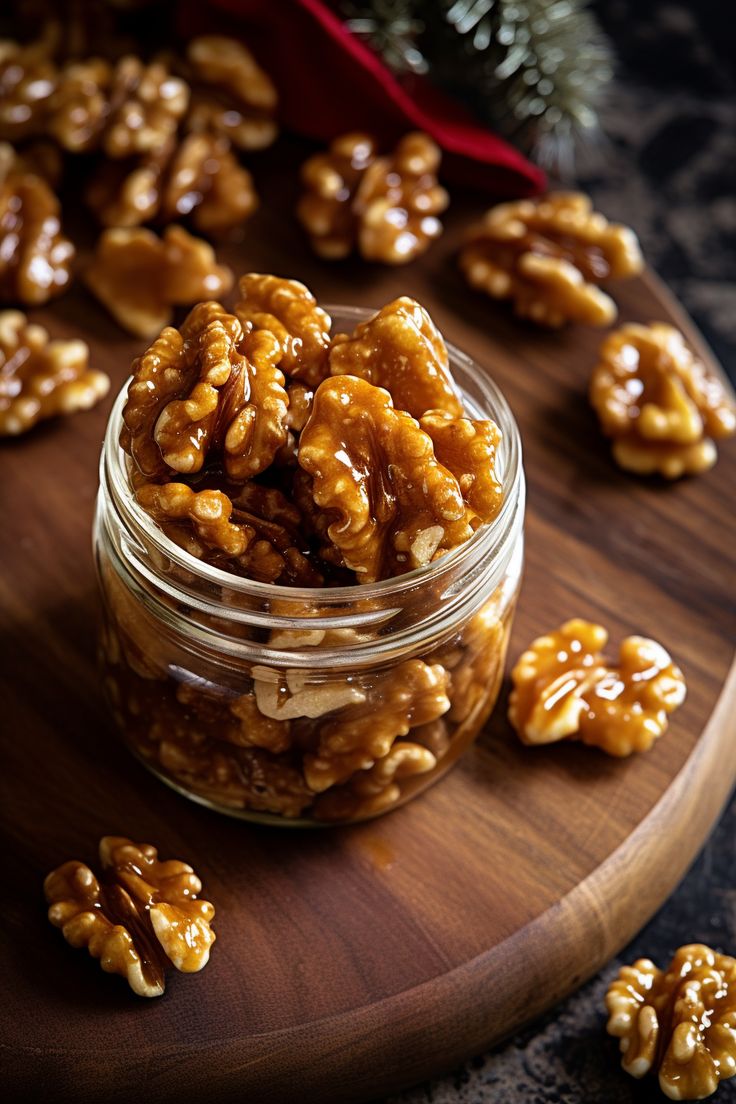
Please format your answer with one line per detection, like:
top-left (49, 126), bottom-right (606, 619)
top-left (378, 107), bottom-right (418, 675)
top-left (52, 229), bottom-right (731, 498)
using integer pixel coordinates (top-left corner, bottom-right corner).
top-left (590, 322), bottom-right (736, 478)
top-left (235, 273), bottom-right (332, 387)
top-left (329, 296), bottom-right (463, 419)
top-left (298, 375), bottom-right (473, 582)
top-left (460, 192), bottom-right (643, 327)
top-left (420, 408), bottom-right (503, 524)
top-left (298, 130), bottom-right (447, 264)
top-left (0, 310), bottom-right (108, 436)
top-left (49, 55), bottom-right (189, 157)
top-left (85, 225), bottom-right (233, 338)
top-left (509, 619), bottom-right (686, 756)
top-left (0, 33), bottom-right (57, 141)
top-left (606, 945), bottom-right (736, 1100)
top-left (44, 836), bottom-right (215, 998)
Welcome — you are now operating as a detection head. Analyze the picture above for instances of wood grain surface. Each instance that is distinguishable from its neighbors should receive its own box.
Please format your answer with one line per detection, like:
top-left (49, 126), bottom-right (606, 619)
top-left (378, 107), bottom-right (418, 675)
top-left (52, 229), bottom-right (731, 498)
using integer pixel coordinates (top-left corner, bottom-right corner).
top-left (1, 140), bottom-right (735, 1104)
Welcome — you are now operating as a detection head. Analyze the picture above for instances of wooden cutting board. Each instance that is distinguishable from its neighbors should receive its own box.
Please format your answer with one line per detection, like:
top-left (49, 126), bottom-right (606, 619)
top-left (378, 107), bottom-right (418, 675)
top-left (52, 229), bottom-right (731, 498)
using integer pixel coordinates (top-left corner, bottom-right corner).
top-left (1, 140), bottom-right (735, 1104)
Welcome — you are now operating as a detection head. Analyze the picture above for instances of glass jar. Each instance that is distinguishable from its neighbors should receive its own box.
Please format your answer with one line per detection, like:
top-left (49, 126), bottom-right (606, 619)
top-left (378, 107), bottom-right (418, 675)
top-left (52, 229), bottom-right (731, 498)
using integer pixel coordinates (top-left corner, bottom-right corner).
top-left (94, 306), bottom-right (525, 826)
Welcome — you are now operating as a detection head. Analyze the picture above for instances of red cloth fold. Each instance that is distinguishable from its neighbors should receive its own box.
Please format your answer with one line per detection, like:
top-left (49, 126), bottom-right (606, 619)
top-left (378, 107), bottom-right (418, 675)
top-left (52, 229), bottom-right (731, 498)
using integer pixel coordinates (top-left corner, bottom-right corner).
top-left (183, 0), bottom-right (545, 197)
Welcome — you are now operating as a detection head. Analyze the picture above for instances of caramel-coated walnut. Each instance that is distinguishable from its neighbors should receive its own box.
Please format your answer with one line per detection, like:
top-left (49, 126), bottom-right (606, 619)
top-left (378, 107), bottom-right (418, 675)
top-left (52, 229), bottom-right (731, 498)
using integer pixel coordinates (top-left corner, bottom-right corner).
top-left (460, 192), bottom-right (643, 327)
top-left (185, 35), bottom-right (278, 151)
top-left (419, 409), bottom-right (503, 524)
top-left (313, 741), bottom-right (437, 822)
top-left (590, 323), bottom-right (736, 479)
top-left (354, 131), bottom-right (448, 264)
top-left (0, 310), bottom-right (109, 436)
top-left (0, 149), bottom-right (74, 305)
top-left (304, 658), bottom-right (451, 791)
top-left (298, 375), bottom-right (473, 582)
top-left (49, 55), bottom-right (189, 156)
top-left (121, 300), bottom-right (288, 480)
top-left (85, 225), bottom-right (234, 338)
top-left (44, 836), bottom-right (215, 998)
top-left (136, 482), bottom-right (248, 558)
top-left (0, 34), bottom-right (57, 140)
top-left (508, 619), bottom-right (686, 756)
top-left (298, 131), bottom-right (447, 264)
top-left (328, 296), bottom-right (463, 419)
top-left (606, 944), bottom-right (736, 1100)
top-left (235, 274), bottom-right (332, 387)
top-left (297, 132), bottom-right (377, 259)
top-left (86, 132), bottom-right (258, 236)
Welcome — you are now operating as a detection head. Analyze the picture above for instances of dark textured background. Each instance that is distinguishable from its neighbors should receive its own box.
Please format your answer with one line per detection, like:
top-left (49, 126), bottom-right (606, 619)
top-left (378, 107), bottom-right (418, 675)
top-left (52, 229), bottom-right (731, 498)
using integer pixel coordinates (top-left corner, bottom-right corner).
top-left (388, 2), bottom-right (736, 1101)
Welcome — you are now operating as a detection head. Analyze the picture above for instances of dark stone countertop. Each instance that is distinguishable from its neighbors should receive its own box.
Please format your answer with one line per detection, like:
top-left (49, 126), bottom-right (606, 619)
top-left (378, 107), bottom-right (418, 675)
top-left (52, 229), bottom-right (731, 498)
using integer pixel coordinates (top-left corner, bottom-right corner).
top-left (390, 2), bottom-right (736, 1101)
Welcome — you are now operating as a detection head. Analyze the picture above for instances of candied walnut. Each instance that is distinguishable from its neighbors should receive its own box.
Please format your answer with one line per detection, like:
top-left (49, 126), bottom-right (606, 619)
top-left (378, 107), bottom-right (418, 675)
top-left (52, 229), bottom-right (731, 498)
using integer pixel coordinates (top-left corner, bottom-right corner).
top-left (313, 741), bottom-right (437, 822)
top-left (49, 55), bottom-right (189, 156)
top-left (44, 835), bottom-right (215, 998)
top-left (161, 132), bottom-right (258, 236)
top-left (252, 665), bottom-right (366, 722)
top-left (185, 35), bottom-right (278, 151)
top-left (297, 132), bottom-right (377, 259)
top-left (304, 658), bottom-right (450, 791)
top-left (298, 375), bottom-right (473, 582)
top-left (353, 132), bottom-right (448, 264)
top-left (175, 682), bottom-right (292, 754)
top-left (0, 34), bottom-right (57, 140)
top-left (298, 131), bottom-right (447, 264)
top-left (420, 409), bottom-right (503, 524)
top-left (121, 300), bottom-right (288, 481)
top-left (0, 151), bottom-right (74, 305)
top-left (85, 225), bottom-right (234, 338)
top-left (590, 323), bottom-right (736, 479)
top-left (285, 380), bottom-right (314, 432)
top-left (459, 192), bottom-right (643, 327)
top-left (235, 274), bottom-right (332, 387)
top-left (0, 310), bottom-right (109, 436)
top-left (606, 944), bottom-right (736, 1100)
top-left (508, 619), bottom-right (686, 756)
top-left (136, 482), bottom-right (248, 556)
top-left (329, 296), bottom-right (462, 419)
top-left (86, 132), bottom-right (258, 236)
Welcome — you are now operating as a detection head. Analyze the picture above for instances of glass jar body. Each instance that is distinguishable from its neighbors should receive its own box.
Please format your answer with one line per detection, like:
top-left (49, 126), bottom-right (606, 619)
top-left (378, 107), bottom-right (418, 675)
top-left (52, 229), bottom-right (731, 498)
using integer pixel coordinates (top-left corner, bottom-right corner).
top-left (94, 307), bottom-right (525, 826)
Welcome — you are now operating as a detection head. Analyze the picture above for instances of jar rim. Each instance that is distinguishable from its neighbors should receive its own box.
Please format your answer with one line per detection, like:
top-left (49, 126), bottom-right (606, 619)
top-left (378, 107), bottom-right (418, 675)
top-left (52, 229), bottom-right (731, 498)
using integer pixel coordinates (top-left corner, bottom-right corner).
top-left (101, 303), bottom-right (523, 608)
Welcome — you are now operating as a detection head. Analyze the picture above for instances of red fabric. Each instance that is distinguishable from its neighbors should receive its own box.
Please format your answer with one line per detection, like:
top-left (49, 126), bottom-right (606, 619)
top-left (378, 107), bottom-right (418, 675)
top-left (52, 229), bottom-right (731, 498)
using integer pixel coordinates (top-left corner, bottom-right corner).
top-left (181, 0), bottom-right (545, 197)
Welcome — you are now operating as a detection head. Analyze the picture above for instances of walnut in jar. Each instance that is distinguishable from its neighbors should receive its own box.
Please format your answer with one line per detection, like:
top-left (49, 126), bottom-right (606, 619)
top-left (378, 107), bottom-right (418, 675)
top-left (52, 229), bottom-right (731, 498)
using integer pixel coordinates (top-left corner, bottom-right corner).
top-left (459, 192), bottom-right (643, 327)
top-left (297, 375), bottom-right (475, 582)
top-left (85, 225), bottom-right (234, 338)
top-left (328, 296), bottom-right (463, 419)
top-left (298, 130), bottom-right (448, 264)
top-left (606, 944), bottom-right (736, 1100)
top-left (0, 144), bottom-right (74, 306)
top-left (45, 836), bottom-right (215, 997)
top-left (590, 322), bottom-right (736, 478)
top-left (235, 273), bottom-right (332, 387)
top-left (508, 619), bottom-right (686, 756)
top-left (0, 310), bottom-right (109, 436)
top-left (121, 300), bottom-right (289, 481)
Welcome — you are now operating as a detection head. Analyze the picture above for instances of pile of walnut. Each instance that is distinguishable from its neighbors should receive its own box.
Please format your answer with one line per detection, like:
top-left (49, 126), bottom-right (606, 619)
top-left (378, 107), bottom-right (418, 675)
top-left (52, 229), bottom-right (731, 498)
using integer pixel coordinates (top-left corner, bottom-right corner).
top-left (508, 618), bottom-right (686, 756)
top-left (297, 131), bottom-right (448, 264)
top-left (459, 192), bottom-right (643, 327)
top-left (0, 29), bottom-right (276, 315)
top-left (606, 944), bottom-right (736, 1100)
top-left (45, 836), bottom-right (216, 997)
top-left (121, 274), bottom-right (505, 588)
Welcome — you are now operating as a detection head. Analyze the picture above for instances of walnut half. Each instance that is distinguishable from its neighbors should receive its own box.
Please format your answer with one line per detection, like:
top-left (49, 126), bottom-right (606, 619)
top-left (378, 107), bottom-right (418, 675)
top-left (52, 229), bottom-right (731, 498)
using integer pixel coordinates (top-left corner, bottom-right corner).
top-left (460, 192), bottom-right (643, 327)
top-left (45, 836), bottom-right (215, 997)
top-left (590, 322), bottom-right (736, 478)
top-left (508, 619), bottom-right (686, 756)
top-left (606, 944), bottom-right (736, 1100)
